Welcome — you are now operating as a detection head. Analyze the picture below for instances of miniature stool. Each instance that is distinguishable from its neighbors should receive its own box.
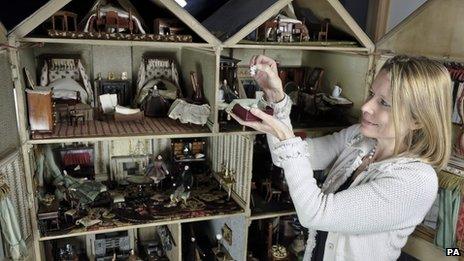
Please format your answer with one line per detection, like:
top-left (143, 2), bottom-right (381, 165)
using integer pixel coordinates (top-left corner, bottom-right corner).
top-left (51, 11), bottom-right (78, 31)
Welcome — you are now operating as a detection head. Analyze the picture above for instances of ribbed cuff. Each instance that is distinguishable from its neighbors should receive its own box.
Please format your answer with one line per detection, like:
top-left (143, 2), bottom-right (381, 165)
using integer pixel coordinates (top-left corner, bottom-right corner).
top-left (272, 137), bottom-right (309, 164)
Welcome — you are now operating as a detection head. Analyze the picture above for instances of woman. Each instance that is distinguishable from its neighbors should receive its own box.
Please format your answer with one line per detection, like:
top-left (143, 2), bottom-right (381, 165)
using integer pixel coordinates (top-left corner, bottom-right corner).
top-left (231, 55), bottom-right (451, 260)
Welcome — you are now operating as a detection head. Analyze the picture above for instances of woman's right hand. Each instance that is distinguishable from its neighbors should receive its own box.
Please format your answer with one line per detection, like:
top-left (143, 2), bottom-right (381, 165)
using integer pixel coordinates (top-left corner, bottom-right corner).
top-left (250, 55), bottom-right (285, 103)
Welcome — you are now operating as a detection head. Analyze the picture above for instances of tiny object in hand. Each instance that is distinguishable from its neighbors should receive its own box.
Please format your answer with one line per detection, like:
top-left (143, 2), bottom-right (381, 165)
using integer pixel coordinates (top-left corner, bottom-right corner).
top-left (250, 65), bottom-right (257, 76)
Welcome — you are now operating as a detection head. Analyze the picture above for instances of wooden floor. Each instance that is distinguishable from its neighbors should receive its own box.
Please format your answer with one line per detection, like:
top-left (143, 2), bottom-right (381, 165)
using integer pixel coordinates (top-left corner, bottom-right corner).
top-left (31, 118), bottom-right (210, 140)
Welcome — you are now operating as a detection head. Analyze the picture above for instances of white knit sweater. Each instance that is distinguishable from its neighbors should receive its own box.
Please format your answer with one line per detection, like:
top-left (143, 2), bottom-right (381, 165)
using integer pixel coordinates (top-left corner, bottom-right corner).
top-left (266, 95), bottom-right (438, 261)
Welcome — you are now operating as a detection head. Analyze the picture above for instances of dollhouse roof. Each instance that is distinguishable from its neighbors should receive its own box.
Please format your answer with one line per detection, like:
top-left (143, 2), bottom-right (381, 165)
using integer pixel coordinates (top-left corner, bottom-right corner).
top-left (377, 0), bottom-right (464, 60)
top-left (2, 0), bottom-right (221, 44)
top-left (1, 0), bottom-right (373, 48)
top-left (220, 0), bottom-right (373, 48)
top-left (292, 0), bottom-right (373, 49)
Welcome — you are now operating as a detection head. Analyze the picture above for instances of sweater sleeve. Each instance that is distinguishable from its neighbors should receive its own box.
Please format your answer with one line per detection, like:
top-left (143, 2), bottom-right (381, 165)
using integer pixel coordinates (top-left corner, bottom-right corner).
top-left (265, 93), bottom-right (360, 170)
top-left (273, 137), bottom-right (438, 234)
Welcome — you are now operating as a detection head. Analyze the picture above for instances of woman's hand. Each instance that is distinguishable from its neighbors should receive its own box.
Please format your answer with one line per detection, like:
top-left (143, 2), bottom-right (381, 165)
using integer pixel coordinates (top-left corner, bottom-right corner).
top-left (250, 55), bottom-right (285, 103)
top-left (230, 108), bottom-right (295, 141)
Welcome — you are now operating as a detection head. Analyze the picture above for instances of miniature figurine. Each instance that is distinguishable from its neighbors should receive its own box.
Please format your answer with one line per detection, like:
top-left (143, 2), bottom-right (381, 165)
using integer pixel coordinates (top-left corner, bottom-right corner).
top-left (145, 154), bottom-right (170, 186)
top-left (220, 79), bottom-right (239, 103)
top-left (128, 249), bottom-right (138, 261)
top-left (183, 144), bottom-right (191, 158)
top-left (166, 165), bottom-right (193, 206)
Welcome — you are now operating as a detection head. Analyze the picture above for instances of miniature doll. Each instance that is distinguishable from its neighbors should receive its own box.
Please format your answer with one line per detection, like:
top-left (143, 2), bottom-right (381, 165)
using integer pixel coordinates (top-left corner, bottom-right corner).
top-left (166, 165), bottom-right (193, 207)
top-left (145, 154), bottom-right (170, 185)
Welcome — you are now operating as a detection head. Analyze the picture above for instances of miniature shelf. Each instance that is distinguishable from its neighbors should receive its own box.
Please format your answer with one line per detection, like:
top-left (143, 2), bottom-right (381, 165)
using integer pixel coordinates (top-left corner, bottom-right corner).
top-left (249, 210), bottom-right (296, 221)
top-left (39, 212), bottom-right (244, 242)
top-left (37, 176), bottom-right (245, 241)
top-left (220, 121), bottom-right (349, 134)
top-left (229, 42), bottom-right (369, 52)
top-left (29, 118), bottom-right (211, 142)
top-left (250, 190), bottom-right (295, 219)
top-left (20, 37), bottom-right (214, 49)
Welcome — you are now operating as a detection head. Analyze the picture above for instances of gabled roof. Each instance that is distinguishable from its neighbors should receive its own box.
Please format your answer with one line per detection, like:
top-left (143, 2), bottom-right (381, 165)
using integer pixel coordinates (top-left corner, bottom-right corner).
top-left (0, 22), bottom-right (7, 44)
top-left (377, 0), bottom-right (464, 59)
top-left (294, 0), bottom-right (373, 49)
top-left (6, 0), bottom-right (220, 44)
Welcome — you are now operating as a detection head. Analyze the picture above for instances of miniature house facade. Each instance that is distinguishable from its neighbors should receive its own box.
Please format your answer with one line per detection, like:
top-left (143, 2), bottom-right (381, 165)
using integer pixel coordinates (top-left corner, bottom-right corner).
top-left (0, 0), bottom-right (460, 260)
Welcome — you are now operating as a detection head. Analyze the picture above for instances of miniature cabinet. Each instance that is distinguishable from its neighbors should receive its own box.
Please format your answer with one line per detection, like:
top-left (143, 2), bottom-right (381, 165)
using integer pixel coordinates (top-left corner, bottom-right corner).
top-left (0, 0), bottom-right (421, 260)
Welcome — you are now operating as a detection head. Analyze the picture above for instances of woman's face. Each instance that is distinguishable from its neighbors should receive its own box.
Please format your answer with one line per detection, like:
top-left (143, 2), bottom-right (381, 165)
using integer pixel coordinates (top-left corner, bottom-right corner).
top-left (360, 70), bottom-right (395, 140)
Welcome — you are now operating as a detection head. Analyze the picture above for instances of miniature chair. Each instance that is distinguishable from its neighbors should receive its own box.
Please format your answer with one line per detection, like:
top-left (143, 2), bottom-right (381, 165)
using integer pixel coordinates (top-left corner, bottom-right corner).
top-left (263, 20), bottom-right (279, 42)
top-left (261, 178), bottom-right (271, 196)
top-left (294, 67), bottom-right (324, 121)
top-left (265, 182), bottom-right (282, 203)
top-left (302, 67), bottom-right (324, 95)
top-left (318, 19), bottom-right (330, 41)
top-left (51, 11), bottom-right (78, 31)
top-left (68, 107), bottom-right (85, 126)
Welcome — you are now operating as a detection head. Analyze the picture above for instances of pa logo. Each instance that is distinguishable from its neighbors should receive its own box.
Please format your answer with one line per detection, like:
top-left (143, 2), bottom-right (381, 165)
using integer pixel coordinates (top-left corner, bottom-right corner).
top-left (446, 248), bottom-right (461, 256)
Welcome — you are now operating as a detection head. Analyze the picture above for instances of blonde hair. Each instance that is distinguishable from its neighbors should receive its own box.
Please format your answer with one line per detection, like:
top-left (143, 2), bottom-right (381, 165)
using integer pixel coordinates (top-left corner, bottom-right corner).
top-left (381, 55), bottom-right (452, 170)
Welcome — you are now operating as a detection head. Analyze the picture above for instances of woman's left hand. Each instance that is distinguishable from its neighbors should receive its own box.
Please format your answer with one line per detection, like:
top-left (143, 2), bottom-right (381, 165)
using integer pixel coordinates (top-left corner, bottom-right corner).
top-left (229, 108), bottom-right (295, 141)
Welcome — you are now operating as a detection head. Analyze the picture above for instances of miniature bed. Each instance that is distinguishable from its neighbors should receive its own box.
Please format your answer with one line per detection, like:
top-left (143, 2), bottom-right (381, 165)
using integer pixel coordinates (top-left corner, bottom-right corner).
top-left (135, 57), bottom-right (182, 105)
top-left (39, 55), bottom-right (94, 105)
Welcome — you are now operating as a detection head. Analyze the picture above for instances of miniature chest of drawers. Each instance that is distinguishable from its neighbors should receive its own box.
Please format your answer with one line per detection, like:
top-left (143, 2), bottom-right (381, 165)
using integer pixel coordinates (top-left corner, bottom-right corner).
top-left (26, 87), bottom-right (55, 132)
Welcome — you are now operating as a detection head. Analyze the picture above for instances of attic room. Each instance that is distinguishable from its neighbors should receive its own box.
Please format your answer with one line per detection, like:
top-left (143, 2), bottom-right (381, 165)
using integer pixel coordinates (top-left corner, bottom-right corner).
top-left (0, 0), bottom-right (463, 260)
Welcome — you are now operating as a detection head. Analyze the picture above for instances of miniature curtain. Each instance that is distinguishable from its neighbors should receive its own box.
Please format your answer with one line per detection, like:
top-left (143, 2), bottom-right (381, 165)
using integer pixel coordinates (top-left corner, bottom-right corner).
top-left (136, 62), bottom-right (146, 98)
top-left (456, 196), bottom-right (464, 249)
top-left (435, 187), bottom-right (461, 248)
top-left (0, 182), bottom-right (27, 260)
top-left (40, 62), bottom-right (48, 87)
top-left (77, 60), bottom-right (93, 104)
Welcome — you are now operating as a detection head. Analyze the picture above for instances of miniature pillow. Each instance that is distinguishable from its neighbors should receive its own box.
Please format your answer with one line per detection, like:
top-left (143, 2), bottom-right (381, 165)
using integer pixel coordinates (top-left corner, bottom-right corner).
top-left (48, 78), bottom-right (88, 103)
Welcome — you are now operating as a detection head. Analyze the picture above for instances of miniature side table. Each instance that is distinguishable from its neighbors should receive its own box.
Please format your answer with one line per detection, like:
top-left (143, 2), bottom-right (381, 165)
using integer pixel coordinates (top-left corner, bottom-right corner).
top-left (38, 200), bottom-right (60, 232)
top-left (51, 11), bottom-right (78, 32)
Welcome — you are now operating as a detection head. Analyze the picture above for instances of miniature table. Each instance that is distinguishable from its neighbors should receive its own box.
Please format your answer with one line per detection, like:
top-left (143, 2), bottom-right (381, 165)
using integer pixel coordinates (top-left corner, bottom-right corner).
top-left (214, 171), bottom-right (235, 200)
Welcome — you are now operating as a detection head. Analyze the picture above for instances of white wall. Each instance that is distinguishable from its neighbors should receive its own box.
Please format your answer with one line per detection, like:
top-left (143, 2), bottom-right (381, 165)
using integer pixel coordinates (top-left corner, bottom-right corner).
top-left (387, 0), bottom-right (427, 31)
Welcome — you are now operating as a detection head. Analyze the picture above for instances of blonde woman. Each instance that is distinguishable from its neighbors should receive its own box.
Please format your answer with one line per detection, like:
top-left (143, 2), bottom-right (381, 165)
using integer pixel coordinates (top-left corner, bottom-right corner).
top-left (231, 55), bottom-right (451, 260)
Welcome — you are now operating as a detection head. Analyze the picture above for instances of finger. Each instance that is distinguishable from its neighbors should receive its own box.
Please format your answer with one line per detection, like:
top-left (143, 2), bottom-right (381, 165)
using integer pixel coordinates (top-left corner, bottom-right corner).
top-left (255, 55), bottom-right (276, 67)
top-left (249, 55), bottom-right (258, 67)
top-left (254, 63), bottom-right (275, 77)
top-left (229, 113), bottom-right (265, 132)
top-left (249, 107), bottom-right (275, 123)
